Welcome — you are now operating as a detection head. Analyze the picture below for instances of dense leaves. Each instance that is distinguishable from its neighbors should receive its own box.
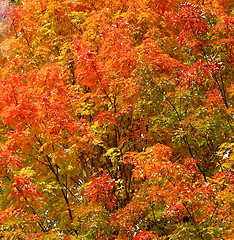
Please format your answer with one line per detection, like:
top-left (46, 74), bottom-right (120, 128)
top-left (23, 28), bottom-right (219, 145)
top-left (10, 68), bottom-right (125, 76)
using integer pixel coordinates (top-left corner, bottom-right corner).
top-left (0, 0), bottom-right (233, 239)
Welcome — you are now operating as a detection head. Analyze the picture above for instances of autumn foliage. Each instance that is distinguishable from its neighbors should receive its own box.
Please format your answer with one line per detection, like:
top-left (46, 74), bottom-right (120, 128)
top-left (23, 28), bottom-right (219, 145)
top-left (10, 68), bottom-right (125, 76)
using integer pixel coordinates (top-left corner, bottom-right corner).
top-left (0, 0), bottom-right (233, 239)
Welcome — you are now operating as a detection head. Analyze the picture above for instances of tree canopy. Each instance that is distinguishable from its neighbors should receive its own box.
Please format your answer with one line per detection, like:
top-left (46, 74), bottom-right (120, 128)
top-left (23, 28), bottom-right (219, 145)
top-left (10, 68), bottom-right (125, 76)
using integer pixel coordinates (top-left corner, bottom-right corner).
top-left (0, 0), bottom-right (233, 239)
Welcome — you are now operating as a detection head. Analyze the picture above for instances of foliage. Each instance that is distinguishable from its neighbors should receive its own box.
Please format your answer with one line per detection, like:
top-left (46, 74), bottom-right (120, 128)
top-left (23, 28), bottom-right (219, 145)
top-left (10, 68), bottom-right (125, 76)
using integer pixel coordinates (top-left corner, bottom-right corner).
top-left (0, 0), bottom-right (233, 239)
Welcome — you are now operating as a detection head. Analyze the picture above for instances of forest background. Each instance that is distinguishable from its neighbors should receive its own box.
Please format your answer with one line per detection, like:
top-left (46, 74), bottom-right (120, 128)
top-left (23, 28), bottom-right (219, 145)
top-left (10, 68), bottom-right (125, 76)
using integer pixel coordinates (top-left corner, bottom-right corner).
top-left (0, 0), bottom-right (233, 239)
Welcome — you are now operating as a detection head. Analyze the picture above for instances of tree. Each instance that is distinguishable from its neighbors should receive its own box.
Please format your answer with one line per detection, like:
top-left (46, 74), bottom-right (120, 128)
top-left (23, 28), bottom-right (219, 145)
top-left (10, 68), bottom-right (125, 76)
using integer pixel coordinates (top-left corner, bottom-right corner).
top-left (0, 0), bottom-right (233, 239)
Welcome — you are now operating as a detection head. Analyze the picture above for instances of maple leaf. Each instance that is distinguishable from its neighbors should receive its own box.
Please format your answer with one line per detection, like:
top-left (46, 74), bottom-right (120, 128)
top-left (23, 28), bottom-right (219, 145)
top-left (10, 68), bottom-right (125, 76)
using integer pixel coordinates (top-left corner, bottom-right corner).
top-left (0, 0), bottom-right (233, 239)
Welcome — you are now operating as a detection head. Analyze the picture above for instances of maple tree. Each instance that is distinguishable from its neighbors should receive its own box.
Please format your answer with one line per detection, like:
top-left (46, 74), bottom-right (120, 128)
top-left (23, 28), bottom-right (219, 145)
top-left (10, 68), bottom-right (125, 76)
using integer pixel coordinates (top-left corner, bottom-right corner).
top-left (0, 0), bottom-right (233, 239)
